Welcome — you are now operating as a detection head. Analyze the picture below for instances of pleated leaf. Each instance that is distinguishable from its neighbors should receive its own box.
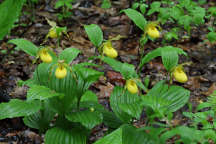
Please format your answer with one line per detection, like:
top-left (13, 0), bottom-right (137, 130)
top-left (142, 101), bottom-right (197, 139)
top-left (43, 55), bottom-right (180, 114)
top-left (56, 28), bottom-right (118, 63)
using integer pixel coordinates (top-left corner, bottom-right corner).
top-left (45, 127), bottom-right (87, 144)
top-left (123, 8), bottom-right (147, 31)
top-left (94, 127), bottom-right (122, 144)
top-left (0, 0), bottom-right (25, 40)
top-left (8, 38), bottom-right (39, 57)
top-left (101, 56), bottom-right (138, 79)
top-left (161, 48), bottom-right (178, 71)
top-left (66, 110), bottom-right (103, 129)
top-left (27, 85), bottom-right (63, 101)
top-left (141, 81), bottom-right (190, 114)
top-left (84, 24), bottom-right (103, 47)
top-left (0, 99), bottom-right (41, 120)
top-left (110, 86), bottom-right (143, 122)
top-left (139, 46), bottom-right (187, 69)
top-left (59, 48), bottom-right (80, 64)
top-left (23, 101), bottom-right (55, 132)
top-left (122, 125), bottom-right (157, 144)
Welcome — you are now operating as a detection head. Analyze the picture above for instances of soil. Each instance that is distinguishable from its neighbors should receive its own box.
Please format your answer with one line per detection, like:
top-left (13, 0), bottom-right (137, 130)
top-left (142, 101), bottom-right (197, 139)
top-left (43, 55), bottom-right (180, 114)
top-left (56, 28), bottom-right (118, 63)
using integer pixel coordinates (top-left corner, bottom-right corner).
top-left (0, 0), bottom-right (216, 143)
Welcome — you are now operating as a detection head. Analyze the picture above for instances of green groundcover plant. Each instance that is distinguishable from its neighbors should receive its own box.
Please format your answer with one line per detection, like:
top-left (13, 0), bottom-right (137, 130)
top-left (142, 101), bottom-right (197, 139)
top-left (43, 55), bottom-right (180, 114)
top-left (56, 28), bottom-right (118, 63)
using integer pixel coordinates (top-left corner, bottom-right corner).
top-left (0, 0), bottom-right (216, 143)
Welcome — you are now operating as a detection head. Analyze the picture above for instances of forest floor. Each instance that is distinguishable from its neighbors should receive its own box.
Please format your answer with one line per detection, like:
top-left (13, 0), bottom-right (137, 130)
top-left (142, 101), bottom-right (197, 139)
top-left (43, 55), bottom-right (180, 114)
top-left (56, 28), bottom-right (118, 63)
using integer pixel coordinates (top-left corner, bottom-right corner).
top-left (0, 0), bottom-right (216, 143)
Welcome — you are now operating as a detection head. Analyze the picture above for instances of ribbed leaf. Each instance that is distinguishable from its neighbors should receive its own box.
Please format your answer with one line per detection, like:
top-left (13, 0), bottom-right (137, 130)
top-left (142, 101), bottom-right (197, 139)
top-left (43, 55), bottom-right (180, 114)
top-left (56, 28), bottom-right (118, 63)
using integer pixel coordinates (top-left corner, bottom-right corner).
top-left (27, 85), bottom-right (63, 101)
top-left (122, 125), bottom-right (157, 144)
top-left (139, 46), bottom-right (187, 69)
top-left (94, 127), bottom-right (122, 144)
top-left (123, 8), bottom-right (147, 31)
top-left (101, 56), bottom-right (138, 79)
top-left (161, 48), bottom-right (178, 71)
top-left (101, 110), bottom-right (123, 129)
top-left (45, 127), bottom-right (86, 144)
top-left (8, 38), bottom-right (39, 56)
top-left (84, 24), bottom-right (103, 47)
top-left (34, 63), bottom-right (103, 113)
top-left (141, 81), bottom-right (190, 114)
top-left (0, 99), bottom-right (41, 120)
top-left (23, 101), bottom-right (55, 132)
top-left (81, 90), bottom-right (98, 102)
top-left (59, 48), bottom-right (80, 64)
top-left (0, 0), bottom-right (25, 40)
top-left (160, 126), bottom-right (202, 143)
top-left (110, 86), bottom-right (143, 122)
top-left (66, 110), bottom-right (103, 129)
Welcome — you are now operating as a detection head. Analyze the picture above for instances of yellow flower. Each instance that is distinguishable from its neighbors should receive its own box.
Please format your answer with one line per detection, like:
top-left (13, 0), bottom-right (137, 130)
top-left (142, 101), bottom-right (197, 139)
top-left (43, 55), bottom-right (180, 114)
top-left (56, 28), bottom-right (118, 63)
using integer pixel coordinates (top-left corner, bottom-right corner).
top-left (103, 41), bottom-right (118, 58)
top-left (55, 65), bottom-right (67, 79)
top-left (48, 28), bottom-right (58, 38)
top-left (39, 49), bottom-right (52, 63)
top-left (173, 66), bottom-right (188, 83)
top-left (146, 26), bottom-right (160, 39)
top-left (126, 79), bottom-right (138, 94)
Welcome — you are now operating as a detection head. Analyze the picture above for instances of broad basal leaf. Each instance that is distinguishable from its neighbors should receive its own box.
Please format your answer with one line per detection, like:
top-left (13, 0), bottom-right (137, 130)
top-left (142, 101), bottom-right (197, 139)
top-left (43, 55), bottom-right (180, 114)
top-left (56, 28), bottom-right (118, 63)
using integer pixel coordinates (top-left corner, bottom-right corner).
top-left (23, 101), bottom-right (55, 132)
top-left (59, 47), bottom-right (80, 64)
top-left (27, 85), bottom-right (63, 101)
top-left (8, 38), bottom-right (39, 57)
top-left (123, 8), bottom-right (147, 31)
top-left (84, 24), bottom-right (103, 47)
top-left (66, 109), bottom-right (103, 129)
top-left (110, 86), bottom-right (143, 122)
top-left (141, 81), bottom-right (190, 114)
top-left (0, 99), bottom-right (41, 120)
top-left (0, 0), bottom-right (25, 40)
top-left (45, 127), bottom-right (86, 144)
top-left (94, 127), bottom-right (122, 144)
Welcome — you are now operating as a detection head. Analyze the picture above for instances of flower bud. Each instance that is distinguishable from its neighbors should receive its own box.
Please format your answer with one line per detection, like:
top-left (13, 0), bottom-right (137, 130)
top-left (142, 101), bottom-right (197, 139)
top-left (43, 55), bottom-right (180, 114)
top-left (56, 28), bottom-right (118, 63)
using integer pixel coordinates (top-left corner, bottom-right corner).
top-left (173, 66), bottom-right (188, 83)
top-left (55, 65), bottom-right (67, 79)
top-left (147, 26), bottom-right (160, 39)
top-left (48, 28), bottom-right (58, 38)
top-left (39, 49), bottom-right (52, 63)
top-left (126, 79), bottom-right (138, 94)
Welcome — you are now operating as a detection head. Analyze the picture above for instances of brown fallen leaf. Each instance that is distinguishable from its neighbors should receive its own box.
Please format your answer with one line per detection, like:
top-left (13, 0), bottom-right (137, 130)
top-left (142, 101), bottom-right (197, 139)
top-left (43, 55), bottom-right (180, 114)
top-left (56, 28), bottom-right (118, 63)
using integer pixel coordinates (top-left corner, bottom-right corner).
top-left (202, 83), bottom-right (216, 96)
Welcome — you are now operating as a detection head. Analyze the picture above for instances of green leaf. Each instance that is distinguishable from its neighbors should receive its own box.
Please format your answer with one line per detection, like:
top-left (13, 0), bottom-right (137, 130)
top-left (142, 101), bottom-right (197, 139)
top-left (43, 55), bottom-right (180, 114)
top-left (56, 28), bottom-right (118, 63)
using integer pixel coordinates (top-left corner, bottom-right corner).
top-left (23, 101), bottom-right (55, 132)
top-left (27, 85), bottom-right (63, 101)
top-left (66, 110), bottom-right (103, 129)
top-left (101, 110), bottom-right (123, 129)
top-left (94, 127), bottom-right (122, 144)
top-left (141, 81), bottom-right (190, 115)
top-left (139, 46), bottom-right (187, 69)
top-left (84, 24), bottom-right (103, 47)
top-left (207, 32), bottom-right (216, 43)
top-left (0, 99), bottom-right (41, 120)
top-left (123, 8), bottom-right (147, 31)
top-left (178, 15), bottom-right (192, 32)
top-left (147, 2), bottom-right (161, 15)
top-left (101, 56), bottom-right (138, 79)
top-left (161, 126), bottom-right (202, 143)
top-left (81, 90), bottom-right (98, 102)
top-left (101, 0), bottom-right (111, 9)
top-left (110, 86), bottom-right (143, 122)
top-left (59, 48), bottom-right (80, 64)
top-left (123, 125), bottom-right (157, 144)
top-left (45, 127), bottom-right (87, 144)
top-left (0, 0), bottom-right (25, 40)
top-left (161, 47), bottom-right (178, 71)
top-left (8, 38), bottom-right (39, 56)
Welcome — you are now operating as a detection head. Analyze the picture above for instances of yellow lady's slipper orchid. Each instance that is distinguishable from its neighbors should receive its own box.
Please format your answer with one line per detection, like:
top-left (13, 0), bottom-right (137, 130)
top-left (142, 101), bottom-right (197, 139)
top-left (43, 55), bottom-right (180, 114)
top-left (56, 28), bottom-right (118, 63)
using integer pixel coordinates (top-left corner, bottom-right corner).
top-left (55, 65), bottom-right (67, 79)
top-left (103, 41), bottom-right (118, 58)
top-left (126, 79), bottom-right (138, 94)
top-left (173, 66), bottom-right (188, 83)
top-left (146, 26), bottom-right (160, 39)
top-left (39, 49), bottom-right (52, 63)
top-left (48, 28), bottom-right (58, 38)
